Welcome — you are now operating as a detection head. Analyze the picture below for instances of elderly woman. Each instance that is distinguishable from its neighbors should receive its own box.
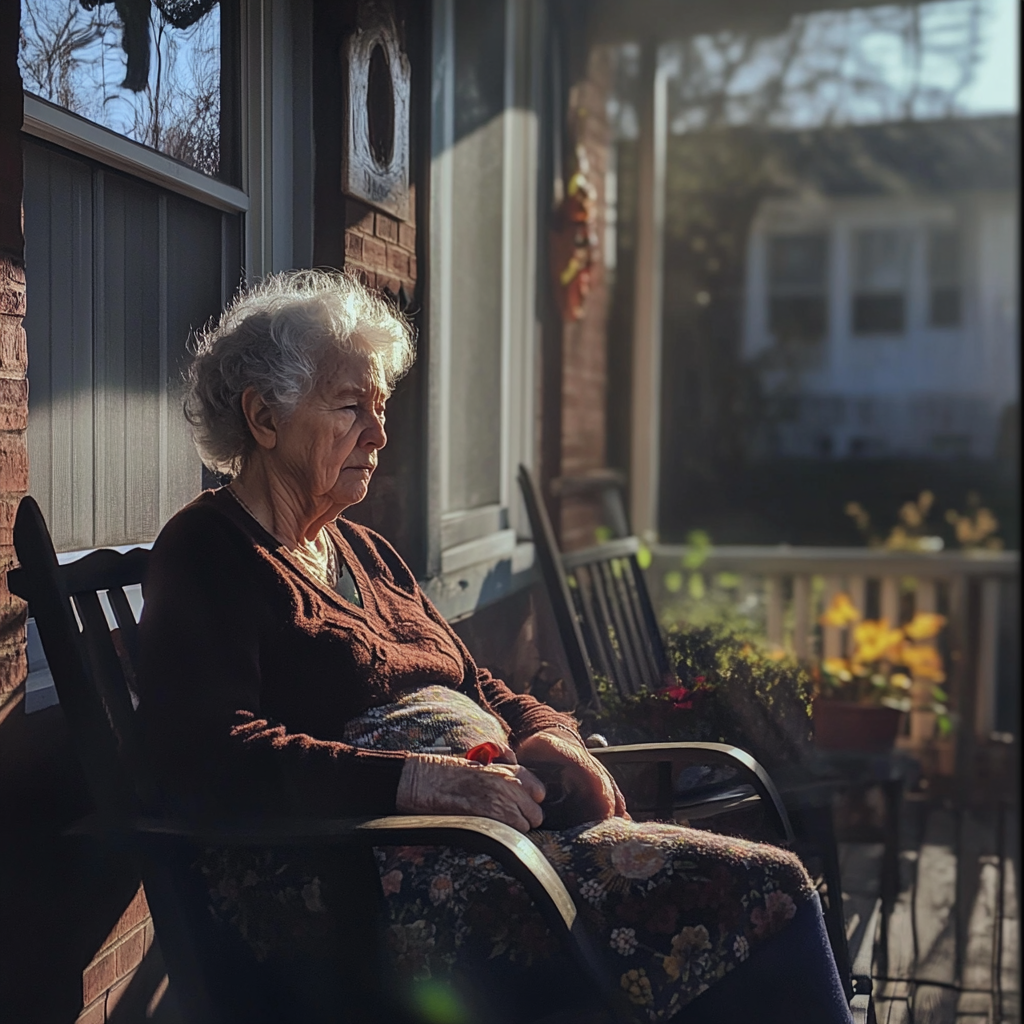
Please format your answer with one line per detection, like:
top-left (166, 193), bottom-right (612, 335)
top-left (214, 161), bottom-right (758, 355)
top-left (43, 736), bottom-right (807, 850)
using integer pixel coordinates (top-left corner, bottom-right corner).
top-left (137, 271), bottom-right (851, 1023)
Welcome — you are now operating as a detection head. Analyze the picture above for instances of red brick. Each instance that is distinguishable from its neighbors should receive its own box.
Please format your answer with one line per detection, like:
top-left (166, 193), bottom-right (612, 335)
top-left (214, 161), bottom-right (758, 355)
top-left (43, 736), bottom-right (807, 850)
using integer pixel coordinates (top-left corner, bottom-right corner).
top-left (0, 257), bottom-right (24, 287)
top-left (361, 235), bottom-right (387, 270)
top-left (118, 887), bottom-right (150, 936)
top-left (0, 377), bottom-right (28, 431)
top-left (115, 927), bottom-right (147, 978)
top-left (144, 920), bottom-right (155, 954)
top-left (0, 496), bottom-right (18, 547)
top-left (83, 950), bottom-right (118, 1007)
top-left (0, 430), bottom-right (28, 493)
top-left (0, 261), bottom-right (25, 317)
top-left (0, 316), bottom-right (26, 373)
top-left (398, 223), bottom-right (416, 251)
top-left (383, 277), bottom-right (401, 297)
top-left (408, 255), bottom-right (417, 282)
top-left (345, 199), bottom-right (374, 234)
top-left (76, 996), bottom-right (106, 1024)
top-left (374, 214), bottom-right (398, 243)
top-left (356, 270), bottom-right (377, 290)
top-left (104, 971), bottom-right (135, 1017)
top-left (386, 245), bottom-right (409, 278)
top-left (344, 232), bottom-right (363, 262)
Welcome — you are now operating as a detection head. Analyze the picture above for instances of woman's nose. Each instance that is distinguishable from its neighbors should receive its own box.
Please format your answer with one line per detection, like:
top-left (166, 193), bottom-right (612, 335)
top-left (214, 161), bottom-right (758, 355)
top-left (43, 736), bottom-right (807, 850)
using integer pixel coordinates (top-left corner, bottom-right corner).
top-left (362, 411), bottom-right (387, 449)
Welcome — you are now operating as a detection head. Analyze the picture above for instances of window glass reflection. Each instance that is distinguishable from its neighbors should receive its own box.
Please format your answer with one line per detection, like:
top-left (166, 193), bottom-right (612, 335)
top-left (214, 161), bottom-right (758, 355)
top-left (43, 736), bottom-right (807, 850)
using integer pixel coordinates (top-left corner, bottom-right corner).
top-left (20, 0), bottom-right (222, 178)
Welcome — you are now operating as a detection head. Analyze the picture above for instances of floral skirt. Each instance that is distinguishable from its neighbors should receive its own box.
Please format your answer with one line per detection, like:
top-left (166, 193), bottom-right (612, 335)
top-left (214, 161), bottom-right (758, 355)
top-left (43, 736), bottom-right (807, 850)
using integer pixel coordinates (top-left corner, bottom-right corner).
top-left (197, 818), bottom-right (813, 1022)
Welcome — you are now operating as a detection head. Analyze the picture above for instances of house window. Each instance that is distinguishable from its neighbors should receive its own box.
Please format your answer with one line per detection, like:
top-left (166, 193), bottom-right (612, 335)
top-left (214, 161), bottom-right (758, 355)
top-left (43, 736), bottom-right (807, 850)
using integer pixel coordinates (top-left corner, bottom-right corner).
top-left (447, 0), bottom-right (506, 513)
top-left (928, 228), bottom-right (961, 328)
top-left (767, 233), bottom-right (828, 346)
top-left (429, 0), bottom-right (540, 580)
top-left (852, 229), bottom-right (910, 335)
top-left (19, 0), bottom-right (229, 180)
top-left (22, 139), bottom-right (242, 552)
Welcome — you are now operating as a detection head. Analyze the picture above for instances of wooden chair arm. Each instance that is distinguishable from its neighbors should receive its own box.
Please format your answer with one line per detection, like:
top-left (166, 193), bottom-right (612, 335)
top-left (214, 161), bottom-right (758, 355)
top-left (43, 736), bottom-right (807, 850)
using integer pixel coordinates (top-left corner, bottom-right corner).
top-left (122, 813), bottom-right (579, 931)
top-left (66, 811), bottom-right (620, 1010)
top-left (591, 742), bottom-right (795, 843)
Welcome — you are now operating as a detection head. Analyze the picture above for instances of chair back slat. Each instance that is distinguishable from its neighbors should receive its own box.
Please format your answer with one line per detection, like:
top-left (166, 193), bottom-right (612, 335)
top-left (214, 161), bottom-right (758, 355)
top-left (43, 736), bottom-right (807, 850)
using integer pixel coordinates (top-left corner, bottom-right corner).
top-left (570, 564), bottom-right (617, 689)
top-left (518, 466), bottom-right (678, 706)
top-left (517, 467), bottom-right (600, 709)
top-left (10, 497), bottom-right (155, 814)
top-left (106, 585), bottom-right (142, 686)
top-left (617, 559), bottom-right (670, 689)
top-left (587, 561), bottom-right (632, 693)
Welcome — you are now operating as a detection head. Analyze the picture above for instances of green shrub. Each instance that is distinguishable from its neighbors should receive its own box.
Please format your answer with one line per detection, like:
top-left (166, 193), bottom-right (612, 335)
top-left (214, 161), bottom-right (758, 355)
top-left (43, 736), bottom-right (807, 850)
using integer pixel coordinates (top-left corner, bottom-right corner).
top-left (592, 622), bottom-right (814, 773)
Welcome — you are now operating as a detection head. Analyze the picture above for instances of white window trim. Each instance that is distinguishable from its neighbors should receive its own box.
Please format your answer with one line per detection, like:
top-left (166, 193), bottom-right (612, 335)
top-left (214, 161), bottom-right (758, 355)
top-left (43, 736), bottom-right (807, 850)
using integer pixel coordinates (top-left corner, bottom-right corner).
top-left (22, 94), bottom-right (249, 214)
top-left (428, 0), bottom-right (540, 580)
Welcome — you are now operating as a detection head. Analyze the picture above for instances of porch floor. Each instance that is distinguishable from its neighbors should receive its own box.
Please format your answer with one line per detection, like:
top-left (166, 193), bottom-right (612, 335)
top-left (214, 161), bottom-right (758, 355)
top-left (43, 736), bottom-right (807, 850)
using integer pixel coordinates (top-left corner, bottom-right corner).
top-left (840, 796), bottom-right (1020, 1024)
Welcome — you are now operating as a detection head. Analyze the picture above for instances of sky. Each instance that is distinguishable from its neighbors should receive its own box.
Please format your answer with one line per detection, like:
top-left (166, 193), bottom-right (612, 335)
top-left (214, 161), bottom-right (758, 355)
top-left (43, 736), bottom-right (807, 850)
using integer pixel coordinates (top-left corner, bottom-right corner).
top-left (958, 0), bottom-right (1018, 112)
top-left (662, 0), bottom-right (1019, 133)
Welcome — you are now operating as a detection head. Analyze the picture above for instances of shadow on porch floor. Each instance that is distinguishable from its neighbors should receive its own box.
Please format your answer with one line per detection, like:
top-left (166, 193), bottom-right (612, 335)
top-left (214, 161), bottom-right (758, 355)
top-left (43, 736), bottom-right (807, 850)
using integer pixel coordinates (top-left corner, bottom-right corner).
top-left (841, 796), bottom-right (1020, 1024)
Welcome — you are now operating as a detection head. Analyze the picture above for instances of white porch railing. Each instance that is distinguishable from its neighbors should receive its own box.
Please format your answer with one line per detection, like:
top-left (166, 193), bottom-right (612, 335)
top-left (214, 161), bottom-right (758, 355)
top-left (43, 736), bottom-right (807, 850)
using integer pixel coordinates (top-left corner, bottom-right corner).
top-left (647, 545), bottom-right (1020, 750)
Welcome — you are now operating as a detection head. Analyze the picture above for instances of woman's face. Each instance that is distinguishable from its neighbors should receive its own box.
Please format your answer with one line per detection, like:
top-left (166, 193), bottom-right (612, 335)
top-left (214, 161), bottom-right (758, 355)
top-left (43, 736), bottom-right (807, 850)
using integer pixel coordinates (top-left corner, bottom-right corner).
top-left (273, 346), bottom-right (388, 511)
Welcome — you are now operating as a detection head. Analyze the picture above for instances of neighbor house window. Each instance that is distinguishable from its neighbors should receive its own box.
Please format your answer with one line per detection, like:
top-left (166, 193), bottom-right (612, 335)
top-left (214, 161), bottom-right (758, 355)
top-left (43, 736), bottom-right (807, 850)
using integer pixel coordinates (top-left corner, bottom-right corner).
top-left (928, 228), bottom-right (962, 328)
top-left (852, 229), bottom-right (910, 335)
top-left (767, 233), bottom-right (828, 346)
top-left (19, 0), bottom-right (228, 179)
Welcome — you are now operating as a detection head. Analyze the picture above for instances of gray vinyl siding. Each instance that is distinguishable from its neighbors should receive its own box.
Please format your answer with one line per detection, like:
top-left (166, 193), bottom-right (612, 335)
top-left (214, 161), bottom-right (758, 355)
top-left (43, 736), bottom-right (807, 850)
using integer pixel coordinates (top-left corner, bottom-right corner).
top-left (24, 140), bottom-right (236, 551)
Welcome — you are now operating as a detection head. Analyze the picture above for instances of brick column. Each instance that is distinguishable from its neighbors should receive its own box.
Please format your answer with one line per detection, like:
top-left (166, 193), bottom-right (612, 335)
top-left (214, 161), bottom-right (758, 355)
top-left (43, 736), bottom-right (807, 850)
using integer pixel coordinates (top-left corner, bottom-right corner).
top-left (0, 0), bottom-right (28, 708)
top-left (559, 47), bottom-right (614, 551)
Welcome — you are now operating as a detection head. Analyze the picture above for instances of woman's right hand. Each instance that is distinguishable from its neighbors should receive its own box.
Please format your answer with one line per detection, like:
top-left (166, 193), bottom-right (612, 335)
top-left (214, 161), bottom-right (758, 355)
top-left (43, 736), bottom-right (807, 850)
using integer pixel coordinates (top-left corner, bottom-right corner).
top-left (396, 753), bottom-right (547, 832)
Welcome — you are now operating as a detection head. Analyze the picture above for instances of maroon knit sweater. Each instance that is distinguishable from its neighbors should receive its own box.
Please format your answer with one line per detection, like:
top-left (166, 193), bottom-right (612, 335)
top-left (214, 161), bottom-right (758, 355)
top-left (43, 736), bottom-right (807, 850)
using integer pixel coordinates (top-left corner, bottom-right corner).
top-left (136, 488), bottom-right (574, 818)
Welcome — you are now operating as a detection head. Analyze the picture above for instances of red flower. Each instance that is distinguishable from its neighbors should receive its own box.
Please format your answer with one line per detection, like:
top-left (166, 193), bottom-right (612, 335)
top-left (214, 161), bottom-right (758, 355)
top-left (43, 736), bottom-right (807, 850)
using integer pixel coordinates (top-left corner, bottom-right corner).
top-left (659, 686), bottom-right (694, 710)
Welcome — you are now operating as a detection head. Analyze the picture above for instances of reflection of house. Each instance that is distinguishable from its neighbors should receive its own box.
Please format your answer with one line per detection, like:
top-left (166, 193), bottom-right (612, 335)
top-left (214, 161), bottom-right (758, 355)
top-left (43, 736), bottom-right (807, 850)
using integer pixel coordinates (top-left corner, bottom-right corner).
top-left (742, 117), bottom-right (1019, 460)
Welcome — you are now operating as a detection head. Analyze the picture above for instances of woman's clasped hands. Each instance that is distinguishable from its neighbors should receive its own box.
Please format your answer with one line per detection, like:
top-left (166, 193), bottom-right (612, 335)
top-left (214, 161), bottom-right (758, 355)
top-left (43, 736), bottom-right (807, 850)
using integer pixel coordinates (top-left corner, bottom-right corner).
top-left (396, 729), bottom-right (628, 833)
top-left (396, 745), bottom-right (547, 832)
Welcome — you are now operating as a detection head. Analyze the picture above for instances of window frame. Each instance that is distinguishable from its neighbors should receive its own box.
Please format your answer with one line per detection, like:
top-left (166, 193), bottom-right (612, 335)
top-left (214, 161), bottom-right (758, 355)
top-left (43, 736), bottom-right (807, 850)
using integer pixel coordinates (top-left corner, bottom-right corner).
top-left (426, 0), bottom-right (541, 590)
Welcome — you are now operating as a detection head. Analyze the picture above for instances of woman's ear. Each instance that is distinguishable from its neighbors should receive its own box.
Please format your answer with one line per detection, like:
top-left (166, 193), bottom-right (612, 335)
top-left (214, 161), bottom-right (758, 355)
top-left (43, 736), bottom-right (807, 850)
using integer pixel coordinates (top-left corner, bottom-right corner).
top-left (240, 387), bottom-right (278, 450)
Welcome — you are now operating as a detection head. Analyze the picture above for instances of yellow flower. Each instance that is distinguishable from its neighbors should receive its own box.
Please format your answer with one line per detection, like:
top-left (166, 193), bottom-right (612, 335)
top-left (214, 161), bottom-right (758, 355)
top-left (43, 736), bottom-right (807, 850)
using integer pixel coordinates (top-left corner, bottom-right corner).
top-left (851, 619), bottom-right (904, 665)
top-left (897, 643), bottom-right (946, 682)
top-left (890, 673), bottom-right (912, 691)
top-left (621, 968), bottom-right (654, 1006)
top-left (822, 657), bottom-right (852, 681)
top-left (820, 593), bottom-right (861, 628)
top-left (903, 612), bottom-right (947, 641)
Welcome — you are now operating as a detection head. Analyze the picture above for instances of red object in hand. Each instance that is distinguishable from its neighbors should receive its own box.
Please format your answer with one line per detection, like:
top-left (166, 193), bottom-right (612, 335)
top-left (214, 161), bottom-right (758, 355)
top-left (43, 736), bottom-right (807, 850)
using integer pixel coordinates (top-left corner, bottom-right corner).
top-left (465, 742), bottom-right (503, 765)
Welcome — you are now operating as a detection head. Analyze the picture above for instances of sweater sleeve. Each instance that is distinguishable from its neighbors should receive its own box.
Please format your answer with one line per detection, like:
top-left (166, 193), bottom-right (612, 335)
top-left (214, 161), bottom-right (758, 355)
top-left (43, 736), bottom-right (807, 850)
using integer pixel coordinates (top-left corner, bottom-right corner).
top-left (137, 506), bottom-right (407, 818)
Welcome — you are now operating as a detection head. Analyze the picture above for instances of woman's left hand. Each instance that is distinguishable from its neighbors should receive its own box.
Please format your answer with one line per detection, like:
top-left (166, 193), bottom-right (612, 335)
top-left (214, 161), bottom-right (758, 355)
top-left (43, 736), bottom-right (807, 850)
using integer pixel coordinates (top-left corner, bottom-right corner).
top-left (515, 728), bottom-right (629, 822)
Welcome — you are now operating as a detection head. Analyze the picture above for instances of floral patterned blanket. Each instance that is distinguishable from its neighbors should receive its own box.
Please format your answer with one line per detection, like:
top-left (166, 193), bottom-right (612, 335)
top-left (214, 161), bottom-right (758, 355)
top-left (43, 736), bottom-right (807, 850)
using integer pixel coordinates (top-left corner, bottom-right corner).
top-left (198, 687), bottom-right (814, 1021)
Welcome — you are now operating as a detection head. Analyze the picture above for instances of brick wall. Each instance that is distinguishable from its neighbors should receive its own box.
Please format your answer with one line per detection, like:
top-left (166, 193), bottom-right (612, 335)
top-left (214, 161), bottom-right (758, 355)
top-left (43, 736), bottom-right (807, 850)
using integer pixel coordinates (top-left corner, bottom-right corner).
top-left (343, 196), bottom-right (417, 301)
top-left (559, 47), bottom-right (615, 552)
top-left (0, 0), bottom-right (28, 719)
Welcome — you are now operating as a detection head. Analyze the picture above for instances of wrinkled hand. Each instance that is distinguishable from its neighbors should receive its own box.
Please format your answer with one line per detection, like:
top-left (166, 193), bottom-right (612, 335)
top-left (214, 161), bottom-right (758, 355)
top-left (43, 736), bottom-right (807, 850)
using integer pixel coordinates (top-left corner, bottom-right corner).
top-left (515, 729), bottom-right (629, 823)
top-left (396, 753), bottom-right (547, 832)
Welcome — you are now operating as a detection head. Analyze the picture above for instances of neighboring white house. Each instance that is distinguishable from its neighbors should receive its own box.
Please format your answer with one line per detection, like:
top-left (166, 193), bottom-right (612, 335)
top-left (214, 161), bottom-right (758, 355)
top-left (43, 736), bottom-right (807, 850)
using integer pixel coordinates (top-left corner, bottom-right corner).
top-left (742, 116), bottom-right (1018, 461)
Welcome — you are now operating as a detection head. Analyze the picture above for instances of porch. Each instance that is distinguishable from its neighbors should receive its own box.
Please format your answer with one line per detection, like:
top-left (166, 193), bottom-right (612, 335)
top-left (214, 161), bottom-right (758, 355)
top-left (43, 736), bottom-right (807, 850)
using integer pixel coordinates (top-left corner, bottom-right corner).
top-left (840, 794), bottom-right (1019, 1024)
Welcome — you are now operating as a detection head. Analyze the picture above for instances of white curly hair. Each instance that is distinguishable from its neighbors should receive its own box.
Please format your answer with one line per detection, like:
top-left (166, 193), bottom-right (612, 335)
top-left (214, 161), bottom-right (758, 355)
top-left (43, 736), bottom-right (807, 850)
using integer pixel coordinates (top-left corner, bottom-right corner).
top-left (184, 269), bottom-right (415, 476)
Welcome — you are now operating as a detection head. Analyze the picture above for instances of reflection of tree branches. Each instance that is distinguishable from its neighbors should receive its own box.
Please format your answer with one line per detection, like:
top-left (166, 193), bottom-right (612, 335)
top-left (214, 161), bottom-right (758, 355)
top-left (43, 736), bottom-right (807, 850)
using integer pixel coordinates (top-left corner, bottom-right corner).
top-left (664, 1), bottom-right (988, 132)
top-left (21, 0), bottom-right (221, 177)
top-left (19, 0), bottom-right (118, 114)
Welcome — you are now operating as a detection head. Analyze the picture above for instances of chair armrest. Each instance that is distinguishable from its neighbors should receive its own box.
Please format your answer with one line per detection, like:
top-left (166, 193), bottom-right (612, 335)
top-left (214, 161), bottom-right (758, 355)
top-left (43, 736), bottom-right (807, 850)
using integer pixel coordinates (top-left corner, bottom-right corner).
top-left (125, 813), bottom-right (579, 932)
top-left (591, 742), bottom-right (795, 843)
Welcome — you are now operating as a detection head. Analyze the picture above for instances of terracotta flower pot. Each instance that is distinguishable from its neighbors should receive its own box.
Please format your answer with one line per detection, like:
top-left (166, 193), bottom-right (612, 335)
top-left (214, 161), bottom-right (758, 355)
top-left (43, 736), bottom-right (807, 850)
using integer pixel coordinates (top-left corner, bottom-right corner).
top-left (813, 698), bottom-right (904, 753)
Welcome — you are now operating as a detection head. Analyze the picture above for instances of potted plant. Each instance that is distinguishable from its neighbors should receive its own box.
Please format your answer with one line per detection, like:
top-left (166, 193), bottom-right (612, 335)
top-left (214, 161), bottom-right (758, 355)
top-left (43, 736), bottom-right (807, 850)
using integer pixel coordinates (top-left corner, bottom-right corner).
top-left (590, 621), bottom-right (815, 775)
top-left (812, 593), bottom-right (951, 752)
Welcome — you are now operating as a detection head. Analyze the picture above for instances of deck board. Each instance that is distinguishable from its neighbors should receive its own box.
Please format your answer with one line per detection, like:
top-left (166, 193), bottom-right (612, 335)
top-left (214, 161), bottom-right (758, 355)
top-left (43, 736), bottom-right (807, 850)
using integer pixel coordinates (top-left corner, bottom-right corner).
top-left (839, 798), bottom-right (1019, 1024)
